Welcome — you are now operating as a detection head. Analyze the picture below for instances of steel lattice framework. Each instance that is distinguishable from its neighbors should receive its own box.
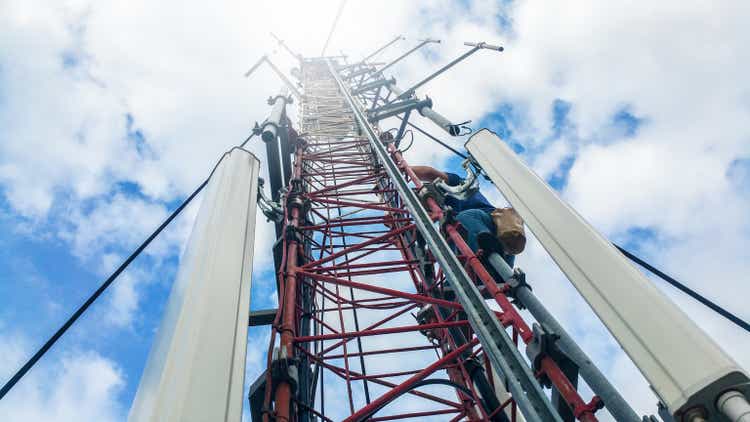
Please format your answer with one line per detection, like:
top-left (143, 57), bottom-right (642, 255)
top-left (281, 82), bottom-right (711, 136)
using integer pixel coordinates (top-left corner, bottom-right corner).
top-left (254, 58), bottom-right (602, 422)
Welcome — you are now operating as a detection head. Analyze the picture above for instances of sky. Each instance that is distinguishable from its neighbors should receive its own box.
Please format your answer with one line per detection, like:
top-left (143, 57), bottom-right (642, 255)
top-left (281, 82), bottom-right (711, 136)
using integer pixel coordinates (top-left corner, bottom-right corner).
top-left (1, 0), bottom-right (749, 421)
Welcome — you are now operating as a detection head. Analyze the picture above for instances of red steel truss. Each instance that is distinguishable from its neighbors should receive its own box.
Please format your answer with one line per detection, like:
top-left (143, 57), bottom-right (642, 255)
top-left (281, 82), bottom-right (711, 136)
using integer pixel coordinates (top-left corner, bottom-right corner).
top-left (261, 59), bottom-right (601, 422)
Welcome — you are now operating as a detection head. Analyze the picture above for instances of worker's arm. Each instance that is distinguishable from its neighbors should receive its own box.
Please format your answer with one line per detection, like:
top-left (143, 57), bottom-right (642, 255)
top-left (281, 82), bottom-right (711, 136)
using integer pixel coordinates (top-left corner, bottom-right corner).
top-left (411, 166), bottom-right (449, 182)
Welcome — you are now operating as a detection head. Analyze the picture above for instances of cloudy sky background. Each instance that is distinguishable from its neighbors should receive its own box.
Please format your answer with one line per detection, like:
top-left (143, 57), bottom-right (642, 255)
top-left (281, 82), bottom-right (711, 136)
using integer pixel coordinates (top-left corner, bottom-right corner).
top-left (1, 0), bottom-right (749, 420)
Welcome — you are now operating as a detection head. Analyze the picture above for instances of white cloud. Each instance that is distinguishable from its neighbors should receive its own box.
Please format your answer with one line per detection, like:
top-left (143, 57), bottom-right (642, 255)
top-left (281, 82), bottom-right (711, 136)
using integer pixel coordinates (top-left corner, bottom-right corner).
top-left (0, 331), bottom-right (125, 422)
top-left (60, 194), bottom-right (167, 260)
top-left (531, 137), bottom-right (574, 181)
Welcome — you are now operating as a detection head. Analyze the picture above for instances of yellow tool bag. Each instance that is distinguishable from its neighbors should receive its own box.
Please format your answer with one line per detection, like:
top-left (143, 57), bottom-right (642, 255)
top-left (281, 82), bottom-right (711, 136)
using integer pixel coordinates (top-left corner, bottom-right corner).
top-left (491, 207), bottom-right (527, 255)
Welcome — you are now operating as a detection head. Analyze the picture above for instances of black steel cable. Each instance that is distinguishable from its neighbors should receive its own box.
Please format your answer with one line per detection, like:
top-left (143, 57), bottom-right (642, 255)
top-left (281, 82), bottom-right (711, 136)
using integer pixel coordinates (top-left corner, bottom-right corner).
top-left (0, 133), bottom-right (257, 401)
top-left (383, 127), bottom-right (414, 153)
top-left (398, 130), bottom-right (414, 152)
top-left (394, 115), bottom-right (468, 159)
top-left (614, 244), bottom-right (750, 333)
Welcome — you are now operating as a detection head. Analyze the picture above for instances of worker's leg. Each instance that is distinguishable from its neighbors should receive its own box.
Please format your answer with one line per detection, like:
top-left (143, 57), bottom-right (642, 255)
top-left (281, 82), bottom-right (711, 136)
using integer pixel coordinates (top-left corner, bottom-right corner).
top-left (455, 209), bottom-right (493, 251)
top-left (456, 209), bottom-right (515, 267)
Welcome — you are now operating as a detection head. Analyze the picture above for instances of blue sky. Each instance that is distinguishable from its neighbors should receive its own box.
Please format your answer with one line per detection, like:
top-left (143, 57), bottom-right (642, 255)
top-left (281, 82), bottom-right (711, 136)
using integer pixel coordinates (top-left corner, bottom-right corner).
top-left (1, 1), bottom-right (749, 421)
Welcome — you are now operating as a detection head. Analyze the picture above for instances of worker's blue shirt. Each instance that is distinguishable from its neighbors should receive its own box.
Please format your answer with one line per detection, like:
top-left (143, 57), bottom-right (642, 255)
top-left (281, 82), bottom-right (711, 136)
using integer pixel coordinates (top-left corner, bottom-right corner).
top-left (444, 172), bottom-right (494, 213)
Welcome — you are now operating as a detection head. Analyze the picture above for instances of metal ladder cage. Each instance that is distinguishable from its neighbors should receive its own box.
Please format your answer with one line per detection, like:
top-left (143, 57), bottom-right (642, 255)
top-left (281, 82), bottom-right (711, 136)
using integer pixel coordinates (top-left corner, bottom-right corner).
top-left (258, 58), bottom-right (609, 422)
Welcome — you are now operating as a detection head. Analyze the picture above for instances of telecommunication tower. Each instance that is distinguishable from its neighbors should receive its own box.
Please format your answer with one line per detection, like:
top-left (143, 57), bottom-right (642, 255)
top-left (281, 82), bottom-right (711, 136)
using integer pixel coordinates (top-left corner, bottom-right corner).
top-left (0, 5), bottom-right (745, 420)
top-left (127, 34), bottom-right (750, 421)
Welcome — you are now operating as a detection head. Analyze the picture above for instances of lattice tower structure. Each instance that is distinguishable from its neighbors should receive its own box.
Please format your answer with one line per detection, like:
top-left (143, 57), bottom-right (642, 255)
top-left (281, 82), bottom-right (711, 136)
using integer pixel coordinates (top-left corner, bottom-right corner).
top-left (260, 58), bottom-right (601, 422)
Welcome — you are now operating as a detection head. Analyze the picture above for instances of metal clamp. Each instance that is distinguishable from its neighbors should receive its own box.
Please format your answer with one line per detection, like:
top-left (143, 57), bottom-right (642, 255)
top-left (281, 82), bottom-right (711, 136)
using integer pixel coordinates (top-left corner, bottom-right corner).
top-left (270, 347), bottom-right (299, 394)
top-left (286, 193), bottom-right (307, 212)
top-left (418, 182), bottom-right (445, 209)
top-left (252, 122), bottom-right (263, 136)
top-left (286, 196), bottom-right (308, 215)
top-left (434, 159), bottom-right (479, 201)
top-left (525, 323), bottom-right (563, 388)
top-left (290, 177), bottom-right (305, 194)
top-left (416, 305), bottom-right (438, 341)
top-left (284, 225), bottom-right (303, 243)
top-left (257, 178), bottom-right (284, 223)
top-left (286, 178), bottom-right (310, 215)
top-left (267, 94), bottom-right (293, 105)
top-left (505, 267), bottom-right (530, 309)
top-left (290, 135), bottom-right (307, 150)
top-left (379, 131), bottom-right (395, 145)
top-left (506, 267), bottom-right (530, 292)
